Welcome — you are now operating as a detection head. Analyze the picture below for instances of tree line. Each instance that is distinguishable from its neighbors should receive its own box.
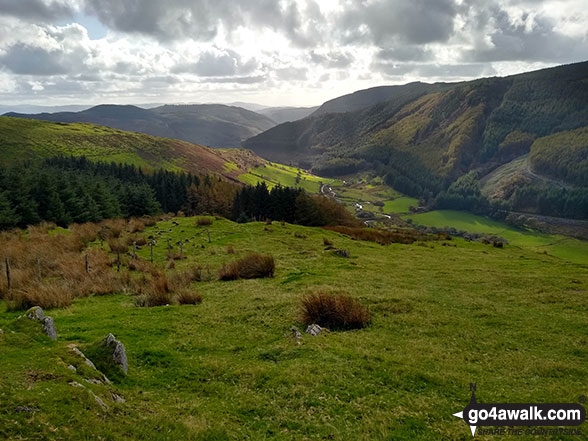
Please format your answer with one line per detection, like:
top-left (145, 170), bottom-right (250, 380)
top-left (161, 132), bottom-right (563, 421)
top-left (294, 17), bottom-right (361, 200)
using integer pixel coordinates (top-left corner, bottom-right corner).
top-left (0, 157), bottom-right (358, 230)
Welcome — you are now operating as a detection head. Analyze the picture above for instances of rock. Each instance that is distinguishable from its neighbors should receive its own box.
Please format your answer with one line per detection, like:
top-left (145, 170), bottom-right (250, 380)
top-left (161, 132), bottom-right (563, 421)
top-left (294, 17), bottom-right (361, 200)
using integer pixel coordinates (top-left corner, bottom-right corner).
top-left (69, 381), bottom-right (85, 388)
top-left (26, 306), bottom-right (45, 321)
top-left (91, 392), bottom-right (108, 410)
top-left (111, 393), bottom-right (126, 403)
top-left (25, 306), bottom-right (57, 339)
top-left (105, 334), bottom-right (128, 375)
top-left (288, 326), bottom-right (302, 345)
top-left (68, 344), bottom-right (97, 370)
top-left (67, 365), bottom-right (77, 373)
top-left (85, 378), bottom-right (103, 385)
top-left (334, 249), bottom-right (350, 258)
top-left (305, 324), bottom-right (323, 336)
top-left (42, 316), bottom-right (57, 340)
top-left (0, 329), bottom-right (4, 335)
top-left (14, 406), bottom-right (38, 413)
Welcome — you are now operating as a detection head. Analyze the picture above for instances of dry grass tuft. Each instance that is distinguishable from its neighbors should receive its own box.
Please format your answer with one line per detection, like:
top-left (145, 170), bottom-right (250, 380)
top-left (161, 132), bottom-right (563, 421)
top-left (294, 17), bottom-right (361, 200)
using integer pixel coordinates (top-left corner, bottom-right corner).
top-left (218, 253), bottom-right (275, 281)
top-left (173, 288), bottom-right (203, 305)
top-left (128, 218), bottom-right (146, 233)
top-left (196, 217), bottom-right (213, 226)
top-left (300, 291), bottom-right (371, 330)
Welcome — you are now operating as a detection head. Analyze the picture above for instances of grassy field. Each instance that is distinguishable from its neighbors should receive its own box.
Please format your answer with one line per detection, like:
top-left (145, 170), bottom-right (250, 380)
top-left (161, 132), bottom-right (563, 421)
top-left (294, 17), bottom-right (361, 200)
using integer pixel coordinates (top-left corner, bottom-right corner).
top-left (238, 162), bottom-right (336, 193)
top-left (383, 197), bottom-right (419, 214)
top-left (1, 216), bottom-right (588, 440)
top-left (405, 210), bottom-right (588, 265)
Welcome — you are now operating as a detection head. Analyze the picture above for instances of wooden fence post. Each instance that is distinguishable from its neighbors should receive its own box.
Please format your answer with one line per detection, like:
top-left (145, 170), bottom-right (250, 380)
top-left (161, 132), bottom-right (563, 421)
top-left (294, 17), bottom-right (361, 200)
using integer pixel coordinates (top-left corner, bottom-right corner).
top-left (206, 228), bottom-right (211, 243)
top-left (85, 254), bottom-right (89, 273)
top-left (5, 257), bottom-right (10, 291)
top-left (150, 241), bottom-right (154, 263)
top-left (116, 252), bottom-right (121, 272)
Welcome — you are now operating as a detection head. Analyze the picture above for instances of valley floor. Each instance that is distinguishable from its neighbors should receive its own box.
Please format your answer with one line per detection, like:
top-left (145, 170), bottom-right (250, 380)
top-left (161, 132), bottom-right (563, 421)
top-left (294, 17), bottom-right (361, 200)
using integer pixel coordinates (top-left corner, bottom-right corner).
top-left (1, 217), bottom-right (587, 440)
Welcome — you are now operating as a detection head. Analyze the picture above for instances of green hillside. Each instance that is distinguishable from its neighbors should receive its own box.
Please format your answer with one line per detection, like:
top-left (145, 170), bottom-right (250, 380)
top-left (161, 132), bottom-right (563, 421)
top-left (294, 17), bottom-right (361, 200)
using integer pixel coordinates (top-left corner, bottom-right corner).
top-left (6, 103), bottom-right (276, 149)
top-left (0, 116), bottom-right (264, 180)
top-left (1, 216), bottom-right (587, 440)
top-left (244, 61), bottom-right (588, 219)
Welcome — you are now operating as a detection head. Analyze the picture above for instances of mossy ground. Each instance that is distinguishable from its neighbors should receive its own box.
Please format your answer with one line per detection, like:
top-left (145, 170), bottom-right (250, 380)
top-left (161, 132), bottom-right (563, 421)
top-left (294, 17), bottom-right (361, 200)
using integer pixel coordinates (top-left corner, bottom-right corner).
top-left (1, 217), bottom-right (587, 440)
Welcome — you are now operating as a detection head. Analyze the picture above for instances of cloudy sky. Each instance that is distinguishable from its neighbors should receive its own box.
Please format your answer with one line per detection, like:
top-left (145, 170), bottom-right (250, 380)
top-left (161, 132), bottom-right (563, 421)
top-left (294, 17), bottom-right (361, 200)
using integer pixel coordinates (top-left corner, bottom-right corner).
top-left (0, 0), bottom-right (587, 107)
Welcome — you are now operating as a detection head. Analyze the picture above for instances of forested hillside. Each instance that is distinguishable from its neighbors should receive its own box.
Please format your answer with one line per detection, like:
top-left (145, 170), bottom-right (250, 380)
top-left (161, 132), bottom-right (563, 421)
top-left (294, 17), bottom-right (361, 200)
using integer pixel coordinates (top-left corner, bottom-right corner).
top-left (5, 103), bottom-right (276, 148)
top-left (244, 61), bottom-right (588, 219)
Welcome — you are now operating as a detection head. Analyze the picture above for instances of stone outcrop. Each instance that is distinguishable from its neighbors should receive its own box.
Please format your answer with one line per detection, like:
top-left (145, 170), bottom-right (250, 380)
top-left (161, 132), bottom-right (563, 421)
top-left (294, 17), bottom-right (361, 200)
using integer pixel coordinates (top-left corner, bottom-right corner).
top-left (25, 306), bottom-right (57, 340)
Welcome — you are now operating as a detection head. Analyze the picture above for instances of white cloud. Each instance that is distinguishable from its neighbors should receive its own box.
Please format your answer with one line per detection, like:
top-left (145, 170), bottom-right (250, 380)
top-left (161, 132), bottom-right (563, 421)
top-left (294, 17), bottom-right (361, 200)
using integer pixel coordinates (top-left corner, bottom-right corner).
top-left (0, 0), bottom-right (585, 106)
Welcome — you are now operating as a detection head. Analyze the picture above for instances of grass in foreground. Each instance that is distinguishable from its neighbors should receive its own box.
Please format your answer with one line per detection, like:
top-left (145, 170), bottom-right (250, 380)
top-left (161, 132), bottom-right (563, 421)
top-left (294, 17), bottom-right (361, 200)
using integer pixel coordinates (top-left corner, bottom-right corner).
top-left (0, 216), bottom-right (587, 440)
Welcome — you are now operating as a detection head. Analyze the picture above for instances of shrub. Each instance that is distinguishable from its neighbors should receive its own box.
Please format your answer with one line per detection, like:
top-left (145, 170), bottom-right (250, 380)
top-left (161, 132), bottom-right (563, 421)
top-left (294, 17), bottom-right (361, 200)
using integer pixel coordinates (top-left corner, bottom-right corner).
top-left (300, 291), bottom-right (371, 330)
top-left (226, 245), bottom-right (236, 254)
top-left (196, 217), bottom-right (213, 226)
top-left (70, 223), bottom-right (100, 244)
top-left (107, 238), bottom-right (129, 254)
top-left (135, 289), bottom-right (171, 307)
top-left (323, 237), bottom-right (333, 246)
top-left (218, 253), bottom-right (275, 280)
top-left (173, 288), bottom-right (203, 305)
top-left (5, 281), bottom-right (75, 310)
top-left (128, 218), bottom-right (146, 233)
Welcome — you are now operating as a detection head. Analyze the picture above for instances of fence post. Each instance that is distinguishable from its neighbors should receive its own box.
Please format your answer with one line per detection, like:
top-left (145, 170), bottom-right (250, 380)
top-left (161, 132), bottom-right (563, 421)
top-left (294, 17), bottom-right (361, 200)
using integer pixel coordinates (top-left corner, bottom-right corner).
top-left (116, 252), bottom-right (121, 272)
top-left (85, 254), bottom-right (89, 273)
top-left (5, 257), bottom-right (10, 291)
top-left (206, 228), bottom-right (211, 243)
top-left (132, 242), bottom-right (137, 259)
top-left (150, 241), bottom-right (154, 263)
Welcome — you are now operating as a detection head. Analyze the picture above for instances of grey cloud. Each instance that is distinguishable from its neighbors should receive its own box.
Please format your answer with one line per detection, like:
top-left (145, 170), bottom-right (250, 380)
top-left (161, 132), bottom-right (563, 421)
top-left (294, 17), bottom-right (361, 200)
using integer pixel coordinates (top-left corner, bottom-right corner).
top-left (172, 50), bottom-right (258, 77)
top-left (0, 44), bottom-right (69, 75)
top-left (338, 0), bottom-right (458, 45)
top-left (0, 0), bottom-right (75, 22)
top-left (205, 75), bottom-right (267, 84)
top-left (376, 46), bottom-right (434, 62)
top-left (83, 0), bottom-right (325, 47)
top-left (275, 67), bottom-right (307, 81)
top-left (310, 51), bottom-right (354, 69)
top-left (374, 62), bottom-right (496, 79)
top-left (464, 11), bottom-right (588, 63)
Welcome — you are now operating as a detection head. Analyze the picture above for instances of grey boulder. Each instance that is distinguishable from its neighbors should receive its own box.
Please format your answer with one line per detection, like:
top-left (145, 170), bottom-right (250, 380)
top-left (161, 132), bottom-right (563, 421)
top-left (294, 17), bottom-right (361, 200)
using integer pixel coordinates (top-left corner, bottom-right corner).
top-left (25, 306), bottom-right (57, 340)
top-left (105, 334), bottom-right (128, 375)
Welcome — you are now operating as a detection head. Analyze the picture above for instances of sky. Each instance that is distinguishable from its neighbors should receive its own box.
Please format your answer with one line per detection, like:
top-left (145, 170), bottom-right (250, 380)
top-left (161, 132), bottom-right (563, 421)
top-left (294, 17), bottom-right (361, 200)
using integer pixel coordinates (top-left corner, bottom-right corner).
top-left (0, 0), bottom-right (587, 108)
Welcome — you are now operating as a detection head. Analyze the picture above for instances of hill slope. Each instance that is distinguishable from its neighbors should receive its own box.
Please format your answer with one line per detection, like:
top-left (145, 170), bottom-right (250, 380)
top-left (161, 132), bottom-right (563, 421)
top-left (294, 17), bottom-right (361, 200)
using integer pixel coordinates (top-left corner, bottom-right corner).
top-left (5, 103), bottom-right (276, 149)
top-left (311, 82), bottom-right (454, 117)
top-left (0, 116), bottom-right (264, 180)
top-left (245, 61), bottom-right (588, 186)
top-left (258, 106), bottom-right (319, 124)
top-left (1, 216), bottom-right (587, 440)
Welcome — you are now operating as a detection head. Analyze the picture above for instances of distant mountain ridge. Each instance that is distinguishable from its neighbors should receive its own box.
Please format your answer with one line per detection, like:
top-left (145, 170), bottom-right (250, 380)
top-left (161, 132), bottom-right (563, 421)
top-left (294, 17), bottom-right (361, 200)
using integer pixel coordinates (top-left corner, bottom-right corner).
top-left (258, 106), bottom-right (319, 124)
top-left (4, 103), bottom-right (277, 148)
